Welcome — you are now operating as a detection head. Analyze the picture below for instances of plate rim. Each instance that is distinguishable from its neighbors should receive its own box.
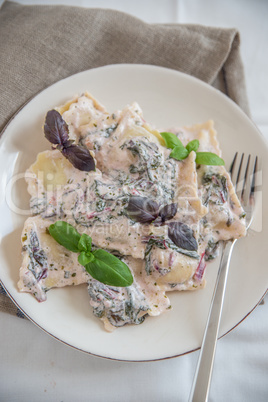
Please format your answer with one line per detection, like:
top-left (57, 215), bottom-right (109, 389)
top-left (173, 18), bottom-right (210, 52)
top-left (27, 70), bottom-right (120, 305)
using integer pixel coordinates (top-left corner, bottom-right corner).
top-left (0, 63), bottom-right (267, 362)
top-left (1, 277), bottom-right (267, 362)
top-left (1, 63), bottom-right (268, 149)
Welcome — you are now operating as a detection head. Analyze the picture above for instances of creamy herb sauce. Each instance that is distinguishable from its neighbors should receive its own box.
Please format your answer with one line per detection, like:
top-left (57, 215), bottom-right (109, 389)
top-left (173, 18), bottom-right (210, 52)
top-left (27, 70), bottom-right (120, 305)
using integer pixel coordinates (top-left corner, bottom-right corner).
top-left (18, 94), bottom-right (246, 331)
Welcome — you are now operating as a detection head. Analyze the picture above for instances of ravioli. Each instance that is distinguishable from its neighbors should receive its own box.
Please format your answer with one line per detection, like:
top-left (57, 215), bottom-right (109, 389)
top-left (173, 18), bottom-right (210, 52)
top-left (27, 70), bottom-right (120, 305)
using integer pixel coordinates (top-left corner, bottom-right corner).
top-left (168, 121), bottom-right (246, 256)
top-left (18, 93), bottom-right (246, 331)
top-left (18, 217), bottom-right (89, 302)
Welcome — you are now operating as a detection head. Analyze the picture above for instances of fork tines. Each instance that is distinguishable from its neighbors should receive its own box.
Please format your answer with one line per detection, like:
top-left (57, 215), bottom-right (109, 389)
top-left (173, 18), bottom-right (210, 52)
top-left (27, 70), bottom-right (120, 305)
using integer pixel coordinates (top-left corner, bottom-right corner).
top-left (229, 152), bottom-right (258, 206)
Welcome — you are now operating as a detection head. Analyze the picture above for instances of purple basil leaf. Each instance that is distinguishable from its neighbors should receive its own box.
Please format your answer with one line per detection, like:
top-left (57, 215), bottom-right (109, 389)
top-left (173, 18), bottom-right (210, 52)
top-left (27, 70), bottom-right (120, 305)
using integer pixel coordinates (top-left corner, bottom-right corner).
top-left (126, 196), bottom-right (159, 223)
top-left (168, 222), bottom-right (198, 251)
top-left (159, 203), bottom-right (178, 222)
top-left (62, 144), bottom-right (95, 172)
top-left (63, 139), bottom-right (75, 147)
top-left (44, 110), bottom-right (69, 145)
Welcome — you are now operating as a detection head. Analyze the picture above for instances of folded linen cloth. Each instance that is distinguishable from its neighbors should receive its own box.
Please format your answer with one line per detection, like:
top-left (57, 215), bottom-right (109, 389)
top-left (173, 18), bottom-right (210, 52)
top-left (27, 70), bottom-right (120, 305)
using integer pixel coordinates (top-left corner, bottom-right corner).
top-left (0, 0), bottom-right (250, 317)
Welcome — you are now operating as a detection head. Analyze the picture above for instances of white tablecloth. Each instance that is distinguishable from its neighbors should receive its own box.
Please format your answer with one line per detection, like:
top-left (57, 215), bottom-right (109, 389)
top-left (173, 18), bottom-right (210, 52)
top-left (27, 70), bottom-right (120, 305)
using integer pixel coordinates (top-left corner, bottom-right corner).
top-left (1, 1), bottom-right (268, 401)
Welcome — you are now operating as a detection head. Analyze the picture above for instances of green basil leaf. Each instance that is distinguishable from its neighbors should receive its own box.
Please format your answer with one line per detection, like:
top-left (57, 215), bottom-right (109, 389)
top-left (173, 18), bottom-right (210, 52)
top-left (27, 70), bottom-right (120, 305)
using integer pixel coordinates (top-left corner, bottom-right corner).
top-left (78, 251), bottom-right (95, 266)
top-left (48, 221), bottom-right (81, 252)
top-left (186, 139), bottom-right (199, 153)
top-left (170, 145), bottom-right (189, 160)
top-left (85, 249), bottom-right (133, 287)
top-left (195, 152), bottom-right (225, 166)
top-left (78, 233), bottom-right (92, 253)
top-left (160, 132), bottom-right (184, 149)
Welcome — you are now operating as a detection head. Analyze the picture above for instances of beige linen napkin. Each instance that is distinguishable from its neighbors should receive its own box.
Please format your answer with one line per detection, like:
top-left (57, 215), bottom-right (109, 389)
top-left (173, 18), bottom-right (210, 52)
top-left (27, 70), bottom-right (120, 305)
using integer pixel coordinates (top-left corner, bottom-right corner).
top-left (0, 0), bottom-right (250, 317)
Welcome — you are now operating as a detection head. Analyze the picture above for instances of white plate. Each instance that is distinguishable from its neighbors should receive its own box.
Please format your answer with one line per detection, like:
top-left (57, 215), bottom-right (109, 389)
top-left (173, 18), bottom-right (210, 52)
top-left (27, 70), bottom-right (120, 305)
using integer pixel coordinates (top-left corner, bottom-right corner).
top-left (0, 64), bottom-right (267, 361)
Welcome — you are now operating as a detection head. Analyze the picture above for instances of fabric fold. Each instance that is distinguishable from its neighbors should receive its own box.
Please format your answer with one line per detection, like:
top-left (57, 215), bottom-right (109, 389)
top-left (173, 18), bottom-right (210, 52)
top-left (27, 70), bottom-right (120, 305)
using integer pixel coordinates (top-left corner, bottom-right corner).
top-left (0, 1), bottom-right (249, 135)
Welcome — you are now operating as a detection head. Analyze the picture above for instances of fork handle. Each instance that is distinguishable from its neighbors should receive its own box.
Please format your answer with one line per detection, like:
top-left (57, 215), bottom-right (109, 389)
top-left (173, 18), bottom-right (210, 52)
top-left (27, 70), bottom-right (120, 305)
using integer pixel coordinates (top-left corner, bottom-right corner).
top-left (189, 240), bottom-right (236, 402)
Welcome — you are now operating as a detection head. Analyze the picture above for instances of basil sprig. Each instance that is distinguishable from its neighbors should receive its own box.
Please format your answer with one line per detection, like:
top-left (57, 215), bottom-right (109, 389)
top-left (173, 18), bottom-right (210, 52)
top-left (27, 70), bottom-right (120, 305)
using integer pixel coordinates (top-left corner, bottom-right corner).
top-left (44, 110), bottom-right (95, 172)
top-left (48, 221), bottom-right (133, 287)
top-left (125, 197), bottom-right (198, 253)
top-left (126, 196), bottom-right (178, 224)
top-left (160, 132), bottom-right (224, 166)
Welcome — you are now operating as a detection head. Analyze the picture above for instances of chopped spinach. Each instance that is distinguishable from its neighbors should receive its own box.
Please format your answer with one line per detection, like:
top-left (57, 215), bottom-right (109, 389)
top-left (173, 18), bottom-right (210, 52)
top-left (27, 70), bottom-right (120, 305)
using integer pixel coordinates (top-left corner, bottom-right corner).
top-left (88, 279), bottom-right (149, 327)
top-left (26, 230), bottom-right (48, 281)
top-left (202, 172), bottom-right (228, 206)
top-left (205, 239), bottom-right (220, 261)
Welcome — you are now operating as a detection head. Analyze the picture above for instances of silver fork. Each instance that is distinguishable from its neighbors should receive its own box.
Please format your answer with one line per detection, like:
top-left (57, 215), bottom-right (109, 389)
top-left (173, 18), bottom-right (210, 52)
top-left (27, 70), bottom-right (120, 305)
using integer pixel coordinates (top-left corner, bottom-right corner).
top-left (189, 153), bottom-right (258, 402)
